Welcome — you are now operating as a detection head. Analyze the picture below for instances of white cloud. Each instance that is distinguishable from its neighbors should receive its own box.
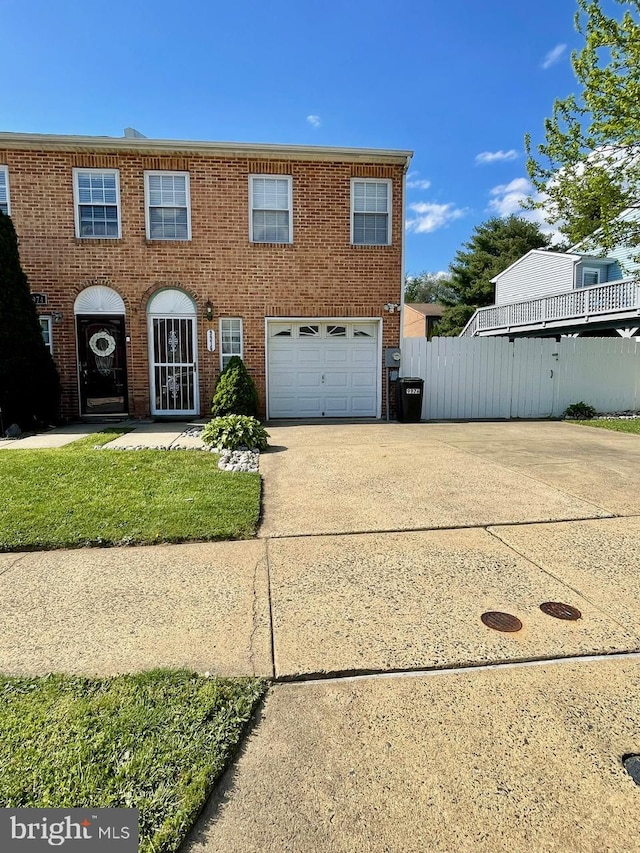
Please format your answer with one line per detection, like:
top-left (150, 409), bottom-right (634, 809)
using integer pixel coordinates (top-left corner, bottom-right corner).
top-left (541, 44), bottom-right (567, 70)
top-left (407, 178), bottom-right (432, 190)
top-left (488, 177), bottom-right (563, 242)
top-left (488, 178), bottom-right (533, 216)
top-left (406, 171), bottom-right (432, 190)
top-left (475, 149), bottom-right (519, 165)
top-left (405, 202), bottom-right (466, 234)
top-left (306, 114), bottom-right (321, 128)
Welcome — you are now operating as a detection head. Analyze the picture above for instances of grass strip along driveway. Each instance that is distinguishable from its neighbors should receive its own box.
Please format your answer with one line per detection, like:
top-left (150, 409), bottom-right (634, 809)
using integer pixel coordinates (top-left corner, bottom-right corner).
top-left (0, 431), bottom-right (261, 551)
top-left (571, 417), bottom-right (640, 435)
top-left (0, 670), bottom-right (265, 853)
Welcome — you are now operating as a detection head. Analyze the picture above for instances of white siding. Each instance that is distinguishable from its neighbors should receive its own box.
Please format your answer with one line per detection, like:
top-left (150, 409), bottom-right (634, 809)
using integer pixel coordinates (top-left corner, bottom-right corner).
top-left (495, 251), bottom-right (577, 305)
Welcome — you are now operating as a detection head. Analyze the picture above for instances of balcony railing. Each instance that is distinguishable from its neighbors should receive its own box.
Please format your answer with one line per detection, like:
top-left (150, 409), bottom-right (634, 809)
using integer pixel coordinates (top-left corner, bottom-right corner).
top-left (461, 278), bottom-right (640, 336)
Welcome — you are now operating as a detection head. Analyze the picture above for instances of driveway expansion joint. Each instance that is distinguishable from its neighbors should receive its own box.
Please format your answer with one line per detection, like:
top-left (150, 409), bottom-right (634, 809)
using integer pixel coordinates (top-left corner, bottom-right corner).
top-left (487, 525), bottom-right (636, 634)
top-left (272, 648), bottom-right (640, 687)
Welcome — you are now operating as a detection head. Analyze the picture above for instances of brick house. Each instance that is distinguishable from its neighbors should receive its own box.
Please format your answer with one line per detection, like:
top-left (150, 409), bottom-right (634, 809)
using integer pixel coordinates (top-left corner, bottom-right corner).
top-left (0, 131), bottom-right (411, 420)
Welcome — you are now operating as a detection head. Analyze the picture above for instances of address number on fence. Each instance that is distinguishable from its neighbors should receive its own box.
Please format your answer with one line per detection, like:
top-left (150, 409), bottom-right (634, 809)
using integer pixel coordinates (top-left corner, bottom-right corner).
top-left (405, 388), bottom-right (421, 395)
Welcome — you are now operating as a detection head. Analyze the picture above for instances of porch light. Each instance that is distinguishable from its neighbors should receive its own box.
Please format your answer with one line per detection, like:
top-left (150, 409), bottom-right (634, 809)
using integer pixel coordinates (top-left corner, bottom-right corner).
top-left (205, 300), bottom-right (213, 322)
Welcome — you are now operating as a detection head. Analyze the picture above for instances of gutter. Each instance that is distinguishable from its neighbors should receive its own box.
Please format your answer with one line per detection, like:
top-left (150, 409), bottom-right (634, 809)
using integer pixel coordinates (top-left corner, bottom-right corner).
top-left (0, 131), bottom-right (413, 166)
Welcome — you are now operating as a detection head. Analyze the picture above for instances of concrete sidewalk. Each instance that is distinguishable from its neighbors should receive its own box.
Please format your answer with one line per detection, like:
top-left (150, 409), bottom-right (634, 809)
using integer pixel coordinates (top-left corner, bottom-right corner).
top-left (185, 656), bottom-right (640, 853)
top-left (0, 422), bottom-right (111, 449)
top-left (0, 419), bottom-right (207, 450)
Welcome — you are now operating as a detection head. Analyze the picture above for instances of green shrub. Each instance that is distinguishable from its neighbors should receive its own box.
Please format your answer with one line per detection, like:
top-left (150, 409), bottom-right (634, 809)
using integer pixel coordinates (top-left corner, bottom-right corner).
top-left (202, 415), bottom-right (269, 451)
top-left (563, 401), bottom-right (597, 419)
top-left (211, 356), bottom-right (259, 417)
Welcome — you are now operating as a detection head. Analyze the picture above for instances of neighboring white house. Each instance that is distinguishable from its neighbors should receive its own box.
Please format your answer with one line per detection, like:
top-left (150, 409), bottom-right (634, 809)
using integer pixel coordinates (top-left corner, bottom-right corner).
top-left (462, 212), bottom-right (640, 338)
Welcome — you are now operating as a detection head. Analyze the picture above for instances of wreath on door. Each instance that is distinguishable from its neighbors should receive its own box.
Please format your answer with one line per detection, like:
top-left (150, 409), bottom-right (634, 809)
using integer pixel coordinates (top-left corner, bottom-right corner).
top-left (89, 330), bottom-right (116, 357)
top-left (89, 330), bottom-right (117, 376)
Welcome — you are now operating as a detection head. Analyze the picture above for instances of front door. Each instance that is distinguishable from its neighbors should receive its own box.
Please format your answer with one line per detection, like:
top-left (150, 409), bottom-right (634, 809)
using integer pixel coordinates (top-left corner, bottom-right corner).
top-left (149, 316), bottom-right (198, 415)
top-left (77, 316), bottom-right (128, 415)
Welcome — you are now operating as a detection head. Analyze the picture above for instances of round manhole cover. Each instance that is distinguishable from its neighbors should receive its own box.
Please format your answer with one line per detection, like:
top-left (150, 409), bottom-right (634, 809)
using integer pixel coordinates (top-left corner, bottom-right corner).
top-left (623, 754), bottom-right (640, 786)
top-left (481, 611), bottom-right (523, 633)
top-left (540, 602), bottom-right (582, 621)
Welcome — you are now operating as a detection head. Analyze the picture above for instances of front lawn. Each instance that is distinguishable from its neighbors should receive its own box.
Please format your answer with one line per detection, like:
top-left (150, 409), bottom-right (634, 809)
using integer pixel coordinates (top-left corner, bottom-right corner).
top-left (0, 670), bottom-right (265, 853)
top-left (570, 418), bottom-right (640, 435)
top-left (0, 430), bottom-right (261, 551)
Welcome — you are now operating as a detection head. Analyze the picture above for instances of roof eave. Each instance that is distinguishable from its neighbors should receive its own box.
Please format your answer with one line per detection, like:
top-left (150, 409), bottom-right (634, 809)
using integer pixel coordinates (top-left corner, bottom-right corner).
top-left (0, 132), bottom-right (413, 166)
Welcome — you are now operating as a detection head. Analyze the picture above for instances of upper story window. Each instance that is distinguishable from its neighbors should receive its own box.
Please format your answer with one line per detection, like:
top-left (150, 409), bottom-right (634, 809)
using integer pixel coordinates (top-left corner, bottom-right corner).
top-left (250, 176), bottom-right (292, 243)
top-left (0, 166), bottom-right (10, 215)
top-left (351, 179), bottom-right (392, 245)
top-left (73, 169), bottom-right (121, 238)
top-left (145, 171), bottom-right (191, 240)
top-left (581, 267), bottom-right (601, 287)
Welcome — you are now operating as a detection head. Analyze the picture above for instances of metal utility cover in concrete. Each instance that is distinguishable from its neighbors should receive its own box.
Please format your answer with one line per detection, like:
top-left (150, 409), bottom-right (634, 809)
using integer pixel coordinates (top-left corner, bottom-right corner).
top-left (267, 528), bottom-right (639, 678)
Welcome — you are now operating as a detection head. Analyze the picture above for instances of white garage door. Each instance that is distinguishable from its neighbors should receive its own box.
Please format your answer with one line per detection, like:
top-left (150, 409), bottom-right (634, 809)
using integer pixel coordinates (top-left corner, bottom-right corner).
top-left (267, 320), bottom-right (380, 418)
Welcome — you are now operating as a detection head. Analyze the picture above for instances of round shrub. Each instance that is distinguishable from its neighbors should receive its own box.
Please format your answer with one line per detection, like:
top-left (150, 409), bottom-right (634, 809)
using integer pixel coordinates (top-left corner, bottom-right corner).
top-left (563, 401), bottom-right (597, 420)
top-left (202, 415), bottom-right (269, 451)
top-left (211, 356), bottom-right (259, 417)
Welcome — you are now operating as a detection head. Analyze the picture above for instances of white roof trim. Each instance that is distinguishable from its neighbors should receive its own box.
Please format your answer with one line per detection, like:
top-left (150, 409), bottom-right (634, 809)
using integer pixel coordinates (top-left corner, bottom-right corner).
top-left (0, 132), bottom-right (413, 166)
top-left (490, 249), bottom-right (581, 284)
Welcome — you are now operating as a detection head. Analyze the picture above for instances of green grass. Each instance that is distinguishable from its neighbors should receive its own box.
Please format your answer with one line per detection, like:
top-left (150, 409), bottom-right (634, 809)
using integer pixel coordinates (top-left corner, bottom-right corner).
top-left (569, 418), bottom-right (640, 435)
top-left (0, 670), bottom-right (265, 853)
top-left (0, 431), bottom-right (261, 551)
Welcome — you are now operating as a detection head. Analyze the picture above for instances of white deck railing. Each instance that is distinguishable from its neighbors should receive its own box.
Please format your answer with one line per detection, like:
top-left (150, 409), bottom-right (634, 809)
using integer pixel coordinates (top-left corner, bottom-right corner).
top-left (462, 278), bottom-right (640, 336)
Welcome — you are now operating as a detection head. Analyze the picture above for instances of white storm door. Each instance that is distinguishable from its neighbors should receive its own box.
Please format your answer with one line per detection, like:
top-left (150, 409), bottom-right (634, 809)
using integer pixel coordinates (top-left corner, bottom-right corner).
top-left (150, 316), bottom-right (198, 415)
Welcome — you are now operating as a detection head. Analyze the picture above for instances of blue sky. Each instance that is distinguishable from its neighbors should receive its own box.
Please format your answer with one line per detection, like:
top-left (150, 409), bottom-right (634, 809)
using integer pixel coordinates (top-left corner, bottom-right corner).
top-left (2, 0), bottom-right (596, 274)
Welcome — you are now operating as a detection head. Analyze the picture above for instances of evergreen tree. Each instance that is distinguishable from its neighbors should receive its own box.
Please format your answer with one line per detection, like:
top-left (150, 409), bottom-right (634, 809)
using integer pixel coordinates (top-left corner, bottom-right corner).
top-left (0, 211), bottom-right (60, 430)
top-left (525, 0), bottom-right (640, 257)
top-left (438, 216), bottom-right (551, 336)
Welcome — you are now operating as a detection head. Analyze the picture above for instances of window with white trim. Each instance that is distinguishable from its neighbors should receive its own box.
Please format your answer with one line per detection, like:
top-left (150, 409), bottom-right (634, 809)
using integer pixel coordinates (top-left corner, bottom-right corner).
top-left (351, 179), bottom-right (391, 245)
top-left (0, 166), bottom-right (11, 216)
top-left (73, 169), bottom-right (121, 238)
top-left (250, 176), bottom-right (292, 243)
top-left (219, 318), bottom-right (243, 369)
top-left (39, 316), bottom-right (53, 354)
top-left (0, 166), bottom-right (10, 215)
top-left (145, 171), bottom-right (191, 240)
top-left (581, 267), bottom-right (601, 287)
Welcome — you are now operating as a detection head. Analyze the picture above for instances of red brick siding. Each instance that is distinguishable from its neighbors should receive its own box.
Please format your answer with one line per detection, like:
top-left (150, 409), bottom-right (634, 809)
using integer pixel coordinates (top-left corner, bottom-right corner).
top-left (2, 147), bottom-right (404, 419)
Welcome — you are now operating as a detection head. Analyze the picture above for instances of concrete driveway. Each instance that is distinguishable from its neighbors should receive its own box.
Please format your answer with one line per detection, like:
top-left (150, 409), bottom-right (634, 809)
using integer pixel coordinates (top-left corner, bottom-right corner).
top-left (259, 420), bottom-right (639, 537)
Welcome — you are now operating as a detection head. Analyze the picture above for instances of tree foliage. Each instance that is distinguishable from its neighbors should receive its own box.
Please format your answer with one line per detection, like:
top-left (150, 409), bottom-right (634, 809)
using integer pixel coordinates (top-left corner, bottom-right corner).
top-left (404, 271), bottom-right (456, 304)
top-left (525, 0), bottom-right (640, 257)
top-left (0, 211), bottom-right (60, 430)
top-left (437, 216), bottom-right (552, 335)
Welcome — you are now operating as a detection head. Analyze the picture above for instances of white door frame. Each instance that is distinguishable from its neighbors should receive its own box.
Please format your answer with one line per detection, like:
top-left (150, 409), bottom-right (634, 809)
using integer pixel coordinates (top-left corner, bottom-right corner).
top-left (147, 288), bottom-right (199, 416)
top-left (264, 316), bottom-right (383, 420)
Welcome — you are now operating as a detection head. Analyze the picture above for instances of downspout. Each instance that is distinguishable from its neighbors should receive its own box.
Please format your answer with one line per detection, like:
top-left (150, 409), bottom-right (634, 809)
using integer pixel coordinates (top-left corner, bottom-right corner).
top-left (399, 156), bottom-right (410, 349)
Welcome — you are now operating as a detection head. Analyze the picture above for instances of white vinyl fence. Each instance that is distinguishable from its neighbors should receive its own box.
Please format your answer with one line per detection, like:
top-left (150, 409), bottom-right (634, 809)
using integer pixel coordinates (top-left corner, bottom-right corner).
top-left (401, 336), bottom-right (640, 420)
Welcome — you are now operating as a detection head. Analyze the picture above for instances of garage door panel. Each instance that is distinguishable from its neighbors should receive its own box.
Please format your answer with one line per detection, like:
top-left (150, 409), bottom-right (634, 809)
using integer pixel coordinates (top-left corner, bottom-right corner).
top-left (324, 348), bottom-right (349, 366)
top-left (299, 373), bottom-right (322, 389)
top-left (351, 372), bottom-right (376, 389)
top-left (297, 347), bottom-right (323, 366)
top-left (324, 395), bottom-right (350, 416)
top-left (324, 372), bottom-right (349, 388)
top-left (268, 321), bottom-right (380, 418)
top-left (351, 396), bottom-right (377, 415)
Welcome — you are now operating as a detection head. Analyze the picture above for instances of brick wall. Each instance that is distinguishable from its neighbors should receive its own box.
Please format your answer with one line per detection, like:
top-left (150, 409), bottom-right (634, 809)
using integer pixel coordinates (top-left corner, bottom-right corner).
top-left (1, 144), bottom-right (405, 419)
